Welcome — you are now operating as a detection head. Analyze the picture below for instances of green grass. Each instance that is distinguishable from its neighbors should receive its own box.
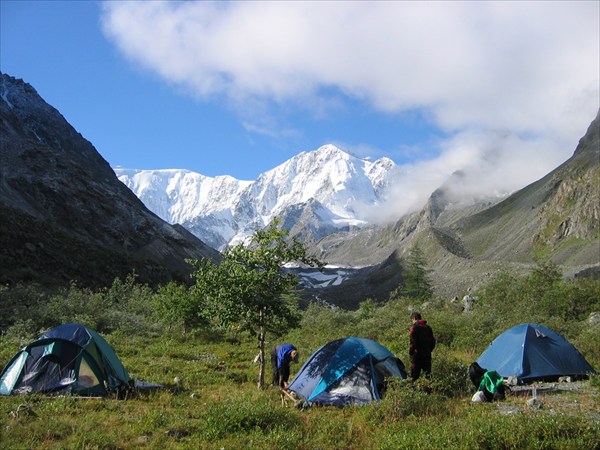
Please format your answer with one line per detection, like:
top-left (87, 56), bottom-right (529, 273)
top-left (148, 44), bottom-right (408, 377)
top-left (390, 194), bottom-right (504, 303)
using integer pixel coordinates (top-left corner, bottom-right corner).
top-left (1, 272), bottom-right (599, 449)
top-left (1, 329), bottom-right (599, 449)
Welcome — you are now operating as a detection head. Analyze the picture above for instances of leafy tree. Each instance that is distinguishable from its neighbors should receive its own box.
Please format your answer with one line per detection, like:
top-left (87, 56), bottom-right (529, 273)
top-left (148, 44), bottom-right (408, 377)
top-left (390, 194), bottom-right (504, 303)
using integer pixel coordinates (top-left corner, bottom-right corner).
top-left (401, 244), bottom-right (432, 300)
top-left (188, 219), bottom-right (323, 388)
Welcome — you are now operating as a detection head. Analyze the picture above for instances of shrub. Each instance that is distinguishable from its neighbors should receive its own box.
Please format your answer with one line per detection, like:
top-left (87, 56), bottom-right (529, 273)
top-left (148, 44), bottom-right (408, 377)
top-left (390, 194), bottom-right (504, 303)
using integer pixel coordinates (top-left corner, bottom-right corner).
top-left (429, 351), bottom-right (471, 397)
top-left (287, 303), bottom-right (357, 350)
top-left (375, 379), bottom-right (451, 422)
top-left (153, 281), bottom-right (205, 332)
top-left (572, 324), bottom-right (600, 370)
top-left (474, 266), bottom-right (600, 326)
top-left (0, 283), bottom-right (49, 333)
top-left (2, 319), bottom-right (39, 343)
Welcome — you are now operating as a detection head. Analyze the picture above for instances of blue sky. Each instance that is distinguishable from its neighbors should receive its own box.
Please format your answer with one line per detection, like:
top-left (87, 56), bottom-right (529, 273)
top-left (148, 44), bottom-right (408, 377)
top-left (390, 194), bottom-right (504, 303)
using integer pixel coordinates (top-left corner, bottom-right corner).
top-left (1, 1), bottom-right (598, 198)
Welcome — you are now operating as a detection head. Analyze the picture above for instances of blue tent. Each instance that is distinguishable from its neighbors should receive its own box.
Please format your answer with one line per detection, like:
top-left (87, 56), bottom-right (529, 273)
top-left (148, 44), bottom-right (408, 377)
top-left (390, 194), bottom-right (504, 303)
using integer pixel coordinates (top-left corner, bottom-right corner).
top-left (287, 337), bottom-right (406, 406)
top-left (1, 323), bottom-right (130, 396)
top-left (476, 323), bottom-right (596, 382)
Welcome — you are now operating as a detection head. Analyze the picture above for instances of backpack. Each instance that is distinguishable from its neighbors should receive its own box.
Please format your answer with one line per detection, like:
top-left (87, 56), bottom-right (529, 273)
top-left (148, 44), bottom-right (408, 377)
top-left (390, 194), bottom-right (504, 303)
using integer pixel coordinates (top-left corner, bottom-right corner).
top-left (417, 323), bottom-right (436, 352)
top-left (479, 370), bottom-right (506, 401)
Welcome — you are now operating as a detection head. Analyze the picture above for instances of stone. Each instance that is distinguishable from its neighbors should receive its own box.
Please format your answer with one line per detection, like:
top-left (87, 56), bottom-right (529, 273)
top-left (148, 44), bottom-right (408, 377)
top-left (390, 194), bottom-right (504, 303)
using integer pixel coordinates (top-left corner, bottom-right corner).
top-left (588, 312), bottom-right (600, 325)
top-left (462, 294), bottom-right (476, 312)
top-left (507, 376), bottom-right (519, 386)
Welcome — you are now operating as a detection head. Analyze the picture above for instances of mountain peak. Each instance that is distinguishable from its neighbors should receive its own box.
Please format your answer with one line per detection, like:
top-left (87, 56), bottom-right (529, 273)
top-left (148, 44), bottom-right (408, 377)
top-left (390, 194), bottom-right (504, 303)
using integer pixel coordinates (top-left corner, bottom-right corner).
top-left (291, 144), bottom-right (352, 167)
top-left (116, 144), bottom-right (397, 250)
top-left (573, 108), bottom-right (599, 158)
top-left (315, 144), bottom-right (348, 156)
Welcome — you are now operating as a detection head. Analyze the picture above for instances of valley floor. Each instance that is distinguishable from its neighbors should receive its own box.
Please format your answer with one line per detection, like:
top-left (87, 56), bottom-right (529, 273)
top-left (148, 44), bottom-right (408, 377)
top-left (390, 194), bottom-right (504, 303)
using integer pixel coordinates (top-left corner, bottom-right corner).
top-left (1, 334), bottom-right (598, 449)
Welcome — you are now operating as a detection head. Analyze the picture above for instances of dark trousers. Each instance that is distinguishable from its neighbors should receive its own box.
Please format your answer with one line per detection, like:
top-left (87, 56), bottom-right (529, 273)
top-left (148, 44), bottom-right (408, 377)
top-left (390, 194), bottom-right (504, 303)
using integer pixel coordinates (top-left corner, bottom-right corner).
top-left (270, 346), bottom-right (281, 386)
top-left (410, 352), bottom-right (432, 380)
top-left (270, 346), bottom-right (291, 387)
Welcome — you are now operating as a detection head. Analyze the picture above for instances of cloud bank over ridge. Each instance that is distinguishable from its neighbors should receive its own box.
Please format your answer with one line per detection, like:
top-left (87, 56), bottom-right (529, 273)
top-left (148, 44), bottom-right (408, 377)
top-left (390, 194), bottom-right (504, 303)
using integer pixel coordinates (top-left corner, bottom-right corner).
top-left (101, 1), bottom-right (599, 220)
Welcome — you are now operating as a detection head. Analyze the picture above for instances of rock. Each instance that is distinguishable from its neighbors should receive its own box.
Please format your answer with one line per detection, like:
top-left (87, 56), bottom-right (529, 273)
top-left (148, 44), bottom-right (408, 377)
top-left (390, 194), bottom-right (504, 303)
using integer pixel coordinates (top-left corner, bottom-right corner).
top-left (558, 376), bottom-right (573, 383)
top-left (462, 294), bottom-right (476, 312)
top-left (507, 376), bottom-right (519, 386)
top-left (588, 312), bottom-right (600, 325)
top-left (164, 429), bottom-right (188, 438)
top-left (497, 405), bottom-right (520, 415)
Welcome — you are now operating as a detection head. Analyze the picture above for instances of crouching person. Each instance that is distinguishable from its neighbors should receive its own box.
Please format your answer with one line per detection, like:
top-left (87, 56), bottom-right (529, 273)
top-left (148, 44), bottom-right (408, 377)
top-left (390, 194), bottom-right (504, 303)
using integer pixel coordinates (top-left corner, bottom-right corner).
top-left (469, 362), bottom-right (506, 402)
top-left (271, 343), bottom-right (299, 388)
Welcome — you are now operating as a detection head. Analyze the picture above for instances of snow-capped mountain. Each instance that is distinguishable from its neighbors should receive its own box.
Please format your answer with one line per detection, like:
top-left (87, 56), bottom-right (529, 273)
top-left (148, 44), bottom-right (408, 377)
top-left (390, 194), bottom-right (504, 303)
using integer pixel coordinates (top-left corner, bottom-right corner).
top-left (115, 145), bottom-right (396, 250)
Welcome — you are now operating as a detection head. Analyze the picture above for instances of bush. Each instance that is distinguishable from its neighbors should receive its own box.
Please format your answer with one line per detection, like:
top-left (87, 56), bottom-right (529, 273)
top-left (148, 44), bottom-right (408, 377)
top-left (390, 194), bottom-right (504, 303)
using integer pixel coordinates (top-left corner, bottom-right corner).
top-left (0, 275), bottom-right (162, 339)
top-left (474, 265), bottom-right (600, 325)
top-left (375, 379), bottom-right (451, 422)
top-left (287, 303), bottom-right (357, 350)
top-left (153, 281), bottom-right (207, 332)
top-left (0, 283), bottom-right (49, 333)
top-left (428, 351), bottom-right (471, 397)
top-left (572, 324), bottom-right (600, 370)
top-left (2, 319), bottom-right (39, 343)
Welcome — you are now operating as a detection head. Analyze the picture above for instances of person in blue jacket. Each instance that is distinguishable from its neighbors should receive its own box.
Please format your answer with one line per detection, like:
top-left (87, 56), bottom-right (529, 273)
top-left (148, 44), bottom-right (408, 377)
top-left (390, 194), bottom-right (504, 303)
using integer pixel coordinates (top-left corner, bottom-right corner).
top-left (271, 343), bottom-right (299, 387)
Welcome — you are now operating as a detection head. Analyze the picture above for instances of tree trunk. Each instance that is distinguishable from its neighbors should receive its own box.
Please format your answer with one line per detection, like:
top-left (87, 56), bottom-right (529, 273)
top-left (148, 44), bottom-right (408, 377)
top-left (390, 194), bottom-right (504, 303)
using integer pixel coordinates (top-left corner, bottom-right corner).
top-left (257, 308), bottom-right (266, 389)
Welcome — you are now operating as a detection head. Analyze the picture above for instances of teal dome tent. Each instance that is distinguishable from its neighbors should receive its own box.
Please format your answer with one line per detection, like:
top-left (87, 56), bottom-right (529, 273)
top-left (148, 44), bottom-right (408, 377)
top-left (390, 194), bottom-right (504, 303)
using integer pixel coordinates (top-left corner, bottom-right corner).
top-left (1, 323), bottom-right (130, 396)
top-left (287, 337), bottom-right (406, 406)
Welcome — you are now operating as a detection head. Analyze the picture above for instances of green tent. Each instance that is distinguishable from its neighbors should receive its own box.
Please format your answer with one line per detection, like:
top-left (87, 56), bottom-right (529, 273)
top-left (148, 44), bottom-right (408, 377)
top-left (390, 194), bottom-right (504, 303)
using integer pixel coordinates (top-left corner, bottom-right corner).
top-left (1, 323), bottom-right (130, 396)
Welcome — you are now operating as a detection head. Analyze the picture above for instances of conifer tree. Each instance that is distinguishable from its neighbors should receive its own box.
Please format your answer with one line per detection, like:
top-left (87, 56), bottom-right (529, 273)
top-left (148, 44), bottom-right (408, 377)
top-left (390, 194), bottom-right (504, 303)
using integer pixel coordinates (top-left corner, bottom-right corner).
top-left (401, 244), bottom-right (432, 300)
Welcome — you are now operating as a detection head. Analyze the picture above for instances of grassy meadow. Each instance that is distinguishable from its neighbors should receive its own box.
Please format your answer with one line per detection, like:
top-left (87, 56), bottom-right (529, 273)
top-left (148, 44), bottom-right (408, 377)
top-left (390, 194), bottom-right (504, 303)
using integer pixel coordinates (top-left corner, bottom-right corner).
top-left (0, 267), bottom-right (599, 449)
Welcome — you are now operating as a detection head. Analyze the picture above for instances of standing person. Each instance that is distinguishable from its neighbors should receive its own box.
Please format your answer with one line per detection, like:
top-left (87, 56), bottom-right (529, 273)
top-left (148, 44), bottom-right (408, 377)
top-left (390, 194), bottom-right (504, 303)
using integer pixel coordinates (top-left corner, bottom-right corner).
top-left (409, 312), bottom-right (436, 380)
top-left (270, 343), bottom-right (299, 387)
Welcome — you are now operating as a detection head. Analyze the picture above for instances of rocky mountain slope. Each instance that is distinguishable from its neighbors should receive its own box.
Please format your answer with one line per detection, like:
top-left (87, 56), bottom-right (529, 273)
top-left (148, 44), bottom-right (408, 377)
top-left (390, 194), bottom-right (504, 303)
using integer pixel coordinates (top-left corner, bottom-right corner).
top-left (115, 145), bottom-right (395, 250)
top-left (0, 73), bottom-right (220, 288)
top-left (455, 111), bottom-right (599, 266)
top-left (312, 111), bottom-right (599, 303)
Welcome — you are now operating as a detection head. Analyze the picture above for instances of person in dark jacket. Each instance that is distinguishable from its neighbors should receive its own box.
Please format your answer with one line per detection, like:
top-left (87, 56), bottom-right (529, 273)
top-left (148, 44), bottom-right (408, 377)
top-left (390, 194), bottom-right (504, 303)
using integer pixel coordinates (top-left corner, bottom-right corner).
top-left (271, 343), bottom-right (299, 387)
top-left (409, 312), bottom-right (436, 380)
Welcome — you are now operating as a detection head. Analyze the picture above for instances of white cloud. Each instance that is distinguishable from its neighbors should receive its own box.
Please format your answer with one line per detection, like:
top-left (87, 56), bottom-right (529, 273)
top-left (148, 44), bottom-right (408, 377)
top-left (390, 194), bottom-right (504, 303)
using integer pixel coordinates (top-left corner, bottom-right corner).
top-left (363, 128), bottom-right (569, 223)
top-left (101, 1), bottom-right (598, 134)
top-left (101, 1), bottom-right (599, 217)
